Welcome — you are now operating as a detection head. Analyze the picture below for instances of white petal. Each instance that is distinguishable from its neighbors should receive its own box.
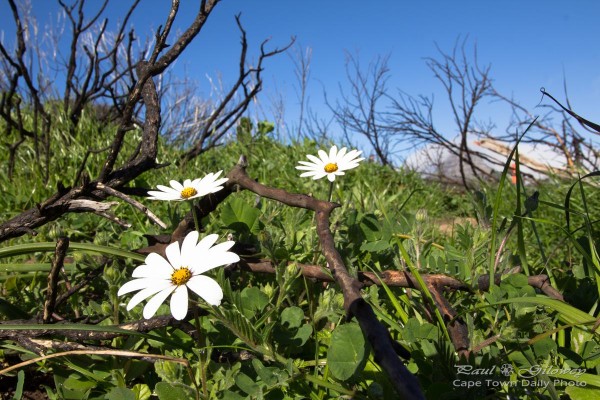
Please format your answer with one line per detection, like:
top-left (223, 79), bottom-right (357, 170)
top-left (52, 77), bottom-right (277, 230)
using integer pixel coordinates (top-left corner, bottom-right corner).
top-left (126, 281), bottom-right (172, 310)
top-left (155, 185), bottom-right (180, 195)
top-left (147, 191), bottom-right (178, 201)
top-left (306, 154), bottom-right (322, 165)
top-left (344, 156), bottom-right (364, 165)
top-left (336, 147), bottom-right (347, 161)
top-left (186, 275), bottom-right (223, 306)
top-left (210, 177), bottom-right (229, 188)
top-left (170, 180), bottom-right (184, 191)
top-left (327, 173), bottom-right (336, 182)
top-left (170, 286), bottom-right (189, 320)
top-left (182, 179), bottom-right (193, 188)
top-left (206, 240), bottom-right (236, 254)
top-left (296, 165), bottom-right (318, 171)
top-left (195, 234), bottom-right (219, 253)
top-left (344, 149), bottom-right (362, 160)
top-left (195, 250), bottom-right (240, 274)
top-left (165, 240), bottom-right (183, 268)
top-left (144, 253), bottom-right (174, 274)
top-left (132, 264), bottom-right (156, 278)
top-left (181, 231), bottom-right (200, 265)
top-left (329, 145), bottom-right (338, 160)
top-left (318, 149), bottom-right (329, 163)
top-left (143, 287), bottom-right (175, 319)
top-left (299, 171), bottom-right (319, 177)
top-left (118, 278), bottom-right (158, 296)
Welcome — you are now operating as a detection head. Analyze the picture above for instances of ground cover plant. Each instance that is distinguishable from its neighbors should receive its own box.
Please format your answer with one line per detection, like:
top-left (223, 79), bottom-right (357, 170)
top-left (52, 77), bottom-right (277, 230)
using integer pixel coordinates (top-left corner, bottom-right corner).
top-left (1, 1), bottom-right (600, 399)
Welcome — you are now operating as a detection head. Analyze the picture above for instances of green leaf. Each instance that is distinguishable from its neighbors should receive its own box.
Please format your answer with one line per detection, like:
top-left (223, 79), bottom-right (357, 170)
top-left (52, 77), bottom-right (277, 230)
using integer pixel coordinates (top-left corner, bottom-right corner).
top-left (292, 324), bottom-right (313, 346)
top-left (566, 386), bottom-right (600, 399)
top-left (154, 382), bottom-right (196, 400)
top-left (359, 214), bottom-right (382, 242)
top-left (280, 306), bottom-right (304, 329)
top-left (221, 390), bottom-right (246, 400)
top-left (106, 387), bottom-right (136, 400)
top-left (13, 370), bottom-right (24, 400)
top-left (360, 239), bottom-right (391, 252)
top-left (241, 287), bottom-right (269, 317)
top-left (0, 242), bottom-right (145, 262)
top-left (550, 373), bottom-right (600, 388)
top-left (131, 384), bottom-right (152, 400)
top-left (502, 273), bottom-right (529, 289)
top-left (532, 337), bottom-right (557, 359)
top-left (63, 375), bottom-right (96, 390)
top-left (221, 197), bottom-right (263, 235)
top-left (492, 296), bottom-right (596, 326)
top-left (154, 360), bottom-right (183, 384)
top-left (235, 372), bottom-right (260, 396)
top-left (0, 298), bottom-right (30, 319)
top-left (327, 323), bottom-right (368, 381)
top-left (252, 358), bottom-right (278, 386)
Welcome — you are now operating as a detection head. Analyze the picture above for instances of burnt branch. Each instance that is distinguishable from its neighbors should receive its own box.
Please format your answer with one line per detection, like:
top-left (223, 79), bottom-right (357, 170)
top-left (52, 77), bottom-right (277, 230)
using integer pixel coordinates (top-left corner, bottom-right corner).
top-left (0, 2), bottom-right (222, 243)
top-left (236, 257), bottom-right (563, 358)
top-left (42, 237), bottom-right (70, 323)
top-left (0, 314), bottom-right (198, 343)
top-left (225, 162), bottom-right (424, 399)
top-left (181, 15), bottom-right (294, 160)
top-left (329, 52), bottom-right (396, 166)
top-left (98, 1), bottom-right (222, 180)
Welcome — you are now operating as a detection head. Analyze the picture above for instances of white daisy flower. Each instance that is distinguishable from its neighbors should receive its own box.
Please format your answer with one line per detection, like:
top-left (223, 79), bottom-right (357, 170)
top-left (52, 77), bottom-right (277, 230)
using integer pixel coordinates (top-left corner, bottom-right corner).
top-left (117, 231), bottom-right (239, 320)
top-left (147, 171), bottom-right (228, 201)
top-left (296, 145), bottom-right (364, 182)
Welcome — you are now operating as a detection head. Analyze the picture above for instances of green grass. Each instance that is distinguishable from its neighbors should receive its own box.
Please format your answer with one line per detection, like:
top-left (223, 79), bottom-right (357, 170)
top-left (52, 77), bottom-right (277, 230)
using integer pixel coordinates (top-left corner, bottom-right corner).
top-left (1, 112), bottom-right (600, 399)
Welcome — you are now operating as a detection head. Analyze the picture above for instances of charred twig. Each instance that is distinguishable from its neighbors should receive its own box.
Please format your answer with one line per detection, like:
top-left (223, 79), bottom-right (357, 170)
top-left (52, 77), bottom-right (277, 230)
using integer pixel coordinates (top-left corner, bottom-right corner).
top-left (42, 238), bottom-right (70, 323)
top-left (0, 314), bottom-right (200, 342)
top-left (96, 183), bottom-right (167, 229)
top-left (182, 15), bottom-right (295, 161)
top-left (54, 263), bottom-right (107, 308)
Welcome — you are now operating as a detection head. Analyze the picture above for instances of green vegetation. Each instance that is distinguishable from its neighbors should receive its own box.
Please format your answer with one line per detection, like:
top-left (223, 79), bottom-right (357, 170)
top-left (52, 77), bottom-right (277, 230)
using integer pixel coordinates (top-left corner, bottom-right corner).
top-left (1, 112), bottom-right (600, 399)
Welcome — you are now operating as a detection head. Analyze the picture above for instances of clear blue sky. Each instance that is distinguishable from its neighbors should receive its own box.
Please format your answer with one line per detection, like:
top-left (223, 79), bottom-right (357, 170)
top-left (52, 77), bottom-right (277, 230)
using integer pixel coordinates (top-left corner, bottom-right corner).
top-left (2, 1), bottom-right (600, 158)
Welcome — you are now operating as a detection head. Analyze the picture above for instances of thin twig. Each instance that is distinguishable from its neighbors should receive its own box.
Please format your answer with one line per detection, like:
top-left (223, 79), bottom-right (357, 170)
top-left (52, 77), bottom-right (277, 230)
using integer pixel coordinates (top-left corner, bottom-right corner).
top-left (96, 183), bottom-right (167, 228)
top-left (42, 237), bottom-right (70, 323)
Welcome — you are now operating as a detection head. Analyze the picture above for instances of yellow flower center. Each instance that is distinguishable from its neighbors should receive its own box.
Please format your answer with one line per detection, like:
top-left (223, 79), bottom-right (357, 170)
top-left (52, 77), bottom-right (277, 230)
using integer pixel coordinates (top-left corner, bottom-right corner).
top-left (171, 267), bottom-right (192, 286)
top-left (324, 163), bottom-right (338, 173)
top-left (180, 187), bottom-right (198, 199)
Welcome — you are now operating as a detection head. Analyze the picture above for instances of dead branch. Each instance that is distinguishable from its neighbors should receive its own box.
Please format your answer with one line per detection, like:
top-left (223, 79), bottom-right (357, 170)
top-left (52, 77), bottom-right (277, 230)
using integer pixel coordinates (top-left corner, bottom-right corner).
top-left (0, 314), bottom-right (199, 343)
top-left (42, 238), bottom-right (70, 323)
top-left (225, 162), bottom-right (424, 399)
top-left (236, 257), bottom-right (563, 359)
top-left (96, 183), bottom-right (167, 228)
top-left (328, 52), bottom-right (396, 166)
top-left (181, 15), bottom-right (294, 161)
top-left (0, 1), bottom-right (221, 243)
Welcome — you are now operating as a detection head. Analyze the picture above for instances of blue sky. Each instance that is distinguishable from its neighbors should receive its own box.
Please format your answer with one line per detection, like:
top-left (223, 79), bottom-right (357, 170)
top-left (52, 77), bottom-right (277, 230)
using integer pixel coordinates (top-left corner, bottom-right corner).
top-left (2, 1), bottom-right (600, 159)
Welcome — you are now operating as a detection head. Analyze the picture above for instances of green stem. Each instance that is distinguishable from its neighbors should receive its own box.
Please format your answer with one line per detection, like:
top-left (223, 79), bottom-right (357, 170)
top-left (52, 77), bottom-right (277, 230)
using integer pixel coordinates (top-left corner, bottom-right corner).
top-left (193, 307), bottom-right (208, 399)
top-left (327, 181), bottom-right (334, 202)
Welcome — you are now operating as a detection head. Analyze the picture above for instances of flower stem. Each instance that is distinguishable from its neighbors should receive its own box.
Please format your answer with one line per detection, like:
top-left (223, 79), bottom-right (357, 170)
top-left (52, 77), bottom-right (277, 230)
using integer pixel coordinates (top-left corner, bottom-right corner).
top-left (193, 307), bottom-right (208, 398)
top-left (191, 200), bottom-right (200, 233)
top-left (327, 181), bottom-right (334, 202)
